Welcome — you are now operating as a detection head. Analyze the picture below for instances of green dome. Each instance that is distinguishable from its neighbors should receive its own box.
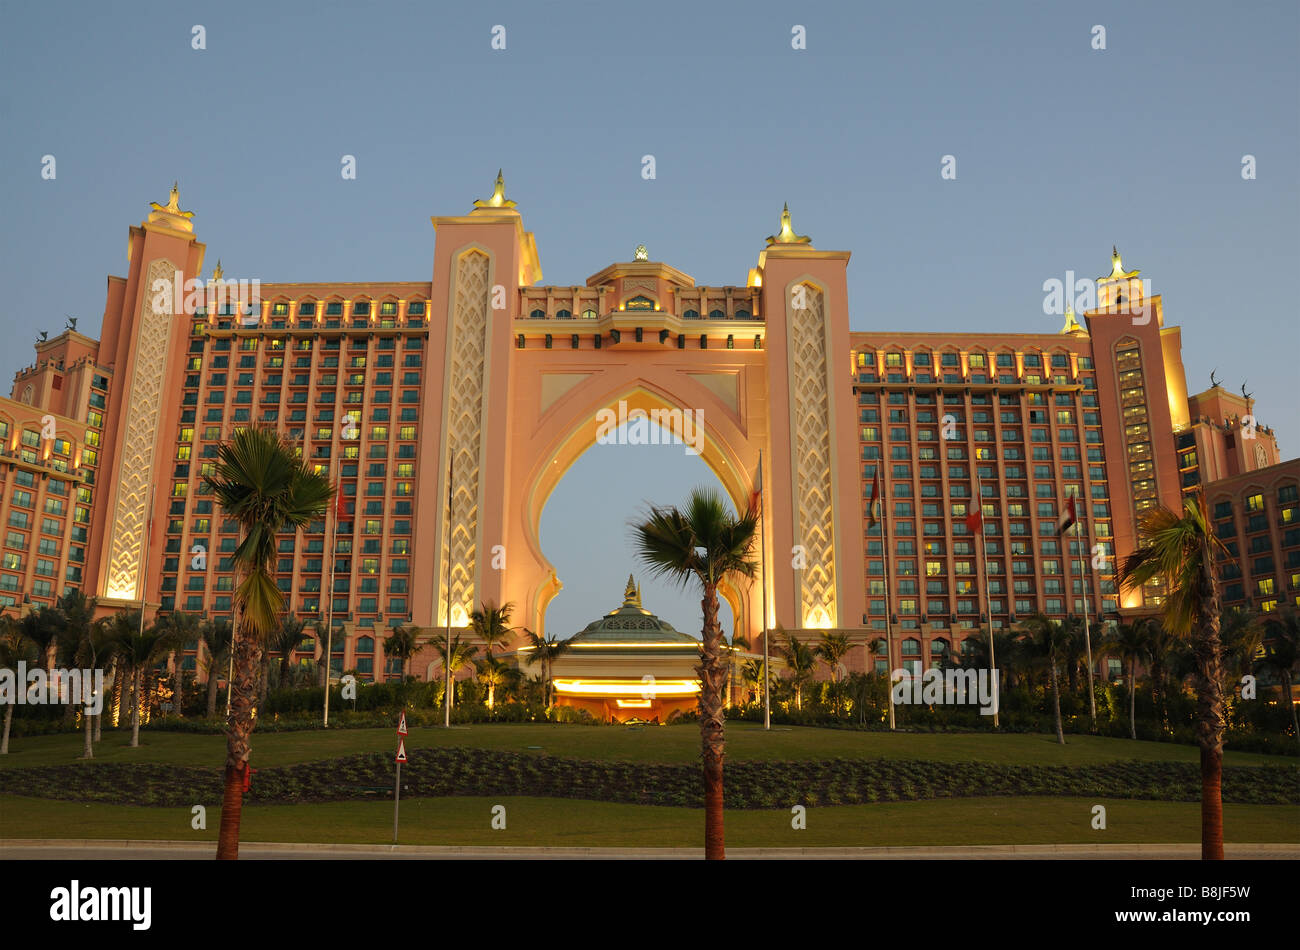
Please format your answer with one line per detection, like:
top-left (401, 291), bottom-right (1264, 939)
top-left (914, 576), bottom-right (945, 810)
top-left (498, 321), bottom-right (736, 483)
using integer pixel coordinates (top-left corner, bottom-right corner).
top-left (568, 575), bottom-right (699, 645)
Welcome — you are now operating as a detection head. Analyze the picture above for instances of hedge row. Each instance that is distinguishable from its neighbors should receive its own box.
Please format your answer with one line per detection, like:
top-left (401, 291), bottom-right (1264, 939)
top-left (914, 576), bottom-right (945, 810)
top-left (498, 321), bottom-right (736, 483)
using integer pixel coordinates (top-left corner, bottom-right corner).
top-left (4, 748), bottom-right (1294, 809)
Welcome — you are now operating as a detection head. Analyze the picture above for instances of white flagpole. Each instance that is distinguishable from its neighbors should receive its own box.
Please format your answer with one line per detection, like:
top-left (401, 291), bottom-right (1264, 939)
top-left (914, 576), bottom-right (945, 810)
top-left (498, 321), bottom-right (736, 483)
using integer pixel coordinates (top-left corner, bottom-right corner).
top-left (1076, 495), bottom-right (1096, 724)
top-left (323, 467), bottom-right (336, 728)
top-left (444, 453), bottom-right (454, 729)
top-left (880, 461), bottom-right (896, 731)
top-left (976, 475), bottom-right (998, 728)
top-left (759, 451), bottom-right (771, 731)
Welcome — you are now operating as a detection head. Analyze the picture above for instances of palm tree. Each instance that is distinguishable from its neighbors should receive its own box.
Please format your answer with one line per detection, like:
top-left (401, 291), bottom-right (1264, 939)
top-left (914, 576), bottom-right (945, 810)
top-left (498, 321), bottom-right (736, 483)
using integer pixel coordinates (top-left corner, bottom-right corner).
top-left (631, 486), bottom-right (759, 861)
top-left (102, 609), bottom-right (175, 748)
top-left (777, 631), bottom-right (818, 711)
top-left (725, 632), bottom-right (750, 707)
top-left (434, 635), bottom-right (478, 712)
top-left (162, 610), bottom-right (201, 716)
top-left (74, 620), bottom-right (116, 758)
top-left (475, 652), bottom-right (511, 711)
top-left (1119, 492), bottom-right (1231, 860)
top-left (1019, 613), bottom-right (1066, 744)
top-left (0, 616), bottom-right (36, 754)
top-left (15, 606), bottom-right (63, 674)
top-left (268, 616), bottom-right (308, 688)
top-left (1258, 607), bottom-right (1299, 751)
top-left (1101, 621), bottom-right (1149, 740)
top-left (57, 591), bottom-right (95, 717)
top-left (740, 658), bottom-right (769, 705)
top-left (815, 631), bottom-right (851, 684)
top-left (207, 425), bottom-right (333, 860)
top-left (1142, 618), bottom-right (1178, 734)
top-left (521, 628), bottom-right (568, 707)
top-left (201, 618), bottom-right (234, 719)
top-left (383, 624), bottom-right (421, 694)
top-left (470, 601), bottom-right (515, 658)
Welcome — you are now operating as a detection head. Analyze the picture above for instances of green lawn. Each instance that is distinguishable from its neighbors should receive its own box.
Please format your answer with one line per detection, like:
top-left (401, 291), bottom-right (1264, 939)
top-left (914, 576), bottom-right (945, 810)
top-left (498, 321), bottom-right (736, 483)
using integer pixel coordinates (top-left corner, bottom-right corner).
top-left (0, 722), bottom-right (1291, 770)
top-left (2, 794), bottom-right (1296, 847)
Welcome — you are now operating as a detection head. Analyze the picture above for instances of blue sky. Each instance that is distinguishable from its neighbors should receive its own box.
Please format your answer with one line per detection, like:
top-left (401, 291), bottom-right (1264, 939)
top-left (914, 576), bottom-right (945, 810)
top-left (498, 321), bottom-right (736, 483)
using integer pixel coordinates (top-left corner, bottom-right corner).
top-left (2, 0), bottom-right (1296, 638)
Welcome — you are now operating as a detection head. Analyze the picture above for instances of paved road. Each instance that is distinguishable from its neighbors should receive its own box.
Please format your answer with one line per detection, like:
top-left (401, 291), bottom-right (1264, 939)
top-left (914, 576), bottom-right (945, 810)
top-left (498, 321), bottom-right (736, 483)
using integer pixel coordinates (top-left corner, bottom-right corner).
top-left (3, 840), bottom-right (1297, 860)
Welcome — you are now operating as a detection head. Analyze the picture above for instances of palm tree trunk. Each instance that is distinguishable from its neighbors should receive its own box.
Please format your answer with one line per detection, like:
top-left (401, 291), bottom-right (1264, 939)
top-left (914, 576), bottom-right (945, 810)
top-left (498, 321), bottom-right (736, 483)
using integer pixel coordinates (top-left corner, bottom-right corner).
top-left (697, 585), bottom-right (727, 861)
top-left (129, 667), bottom-right (141, 747)
top-left (1, 703), bottom-right (12, 754)
top-left (170, 651), bottom-right (182, 718)
top-left (1128, 658), bottom-right (1137, 741)
top-left (206, 665), bottom-right (219, 718)
top-left (217, 626), bottom-right (263, 860)
top-left (82, 698), bottom-right (94, 758)
top-left (1049, 646), bottom-right (1064, 745)
top-left (1283, 675), bottom-right (1299, 753)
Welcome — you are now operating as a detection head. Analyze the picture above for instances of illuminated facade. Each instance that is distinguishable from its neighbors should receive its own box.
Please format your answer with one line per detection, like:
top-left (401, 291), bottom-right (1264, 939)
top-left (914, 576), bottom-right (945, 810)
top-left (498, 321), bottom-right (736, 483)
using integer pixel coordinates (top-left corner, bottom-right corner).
top-left (1, 178), bottom-right (1293, 685)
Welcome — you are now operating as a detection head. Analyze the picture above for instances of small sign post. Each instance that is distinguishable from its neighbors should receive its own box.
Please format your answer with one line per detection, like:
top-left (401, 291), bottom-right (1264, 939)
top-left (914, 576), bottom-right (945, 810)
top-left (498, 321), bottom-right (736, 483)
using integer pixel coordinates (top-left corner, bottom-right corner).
top-left (393, 713), bottom-right (408, 843)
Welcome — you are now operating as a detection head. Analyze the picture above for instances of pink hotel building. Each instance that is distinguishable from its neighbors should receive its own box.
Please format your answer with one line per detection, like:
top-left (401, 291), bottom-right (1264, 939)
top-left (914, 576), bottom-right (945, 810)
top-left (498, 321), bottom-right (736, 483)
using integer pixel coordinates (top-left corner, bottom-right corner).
top-left (2, 177), bottom-right (1296, 683)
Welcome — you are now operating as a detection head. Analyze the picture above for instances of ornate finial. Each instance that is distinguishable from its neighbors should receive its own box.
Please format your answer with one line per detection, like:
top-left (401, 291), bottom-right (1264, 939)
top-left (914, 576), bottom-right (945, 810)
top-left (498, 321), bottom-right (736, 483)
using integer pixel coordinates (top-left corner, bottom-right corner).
top-left (1241, 381), bottom-right (1253, 402)
top-left (212, 259), bottom-right (224, 281)
top-left (623, 574), bottom-right (641, 607)
top-left (37, 330), bottom-right (48, 344)
top-left (147, 181), bottom-right (195, 231)
top-left (1060, 306), bottom-right (1086, 335)
top-left (1210, 368), bottom-right (1220, 388)
top-left (64, 315), bottom-right (78, 332)
top-left (1104, 244), bottom-right (1138, 280)
top-left (634, 244), bottom-right (649, 262)
top-left (765, 202), bottom-right (811, 245)
top-left (473, 169), bottom-right (517, 210)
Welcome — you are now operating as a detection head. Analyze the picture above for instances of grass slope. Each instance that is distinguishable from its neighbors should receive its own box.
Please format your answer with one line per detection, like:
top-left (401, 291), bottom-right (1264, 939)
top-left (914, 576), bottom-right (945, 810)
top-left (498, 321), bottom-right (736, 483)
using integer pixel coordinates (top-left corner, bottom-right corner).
top-left (2, 795), bottom-right (1296, 847)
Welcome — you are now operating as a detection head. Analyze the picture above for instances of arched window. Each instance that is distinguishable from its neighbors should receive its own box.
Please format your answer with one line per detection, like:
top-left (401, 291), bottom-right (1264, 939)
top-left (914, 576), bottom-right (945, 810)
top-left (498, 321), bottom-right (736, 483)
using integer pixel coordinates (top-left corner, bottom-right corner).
top-left (930, 638), bottom-right (950, 656)
top-left (683, 309), bottom-right (700, 320)
top-left (901, 638), bottom-right (921, 656)
top-left (529, 309), bottom-right (546, 320)
top-left (708, 309), bottom-right (725, 320)
top-left (625, 295), bottom-right (655, 311)
top-left (356, 636), bottom-right (374, 653)
top-left (734, 309), bottom-right (751, 320)
top-left (555, 309), bottom-right (572, 320)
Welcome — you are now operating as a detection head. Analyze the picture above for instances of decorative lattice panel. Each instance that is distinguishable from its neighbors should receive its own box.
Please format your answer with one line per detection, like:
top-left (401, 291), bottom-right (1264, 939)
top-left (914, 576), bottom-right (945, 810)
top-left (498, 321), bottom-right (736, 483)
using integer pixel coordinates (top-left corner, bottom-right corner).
top-left (105, 259), bottom-right (176, 601)
top-left (789, 283), bottom-right (837, 627)
top-left (440, 251), bottom-right (490, 625)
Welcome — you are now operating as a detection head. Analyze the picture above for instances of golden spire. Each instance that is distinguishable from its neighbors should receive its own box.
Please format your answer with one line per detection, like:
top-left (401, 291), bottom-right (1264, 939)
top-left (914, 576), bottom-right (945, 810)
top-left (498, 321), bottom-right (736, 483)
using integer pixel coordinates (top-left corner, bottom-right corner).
top-left (211, 259), bottom-right (223, 281)
top-left (623, 574), bottom-right (642, 607)
top-left (1103, 244), bottom-right (1138, 280)
top-left (1060, 306), bottom-right (1086, 335)
top-left (146, 180), bottom-right (195, 232)
top-left (765, 203), bottom-right (811, 245)
top-left (473, 169), bottom-right (517, 210)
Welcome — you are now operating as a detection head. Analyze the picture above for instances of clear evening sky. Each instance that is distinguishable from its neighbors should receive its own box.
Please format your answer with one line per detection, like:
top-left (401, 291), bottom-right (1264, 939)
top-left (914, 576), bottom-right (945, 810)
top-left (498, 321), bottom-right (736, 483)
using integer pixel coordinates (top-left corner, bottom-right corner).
top-left (1, 0), bottom-right (1296, 640)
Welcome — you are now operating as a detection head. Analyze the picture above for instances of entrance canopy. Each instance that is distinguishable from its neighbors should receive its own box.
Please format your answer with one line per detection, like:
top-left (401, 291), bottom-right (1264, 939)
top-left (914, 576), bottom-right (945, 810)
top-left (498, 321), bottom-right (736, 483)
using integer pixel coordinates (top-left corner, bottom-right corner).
top-left (549, 575), bottom-right (701, 723)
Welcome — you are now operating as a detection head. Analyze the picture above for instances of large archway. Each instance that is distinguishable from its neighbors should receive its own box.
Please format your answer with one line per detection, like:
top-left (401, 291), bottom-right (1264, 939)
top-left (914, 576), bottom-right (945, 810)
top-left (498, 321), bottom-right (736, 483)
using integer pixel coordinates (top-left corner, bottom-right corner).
top-left (413, 193), bottom-right (866, 658)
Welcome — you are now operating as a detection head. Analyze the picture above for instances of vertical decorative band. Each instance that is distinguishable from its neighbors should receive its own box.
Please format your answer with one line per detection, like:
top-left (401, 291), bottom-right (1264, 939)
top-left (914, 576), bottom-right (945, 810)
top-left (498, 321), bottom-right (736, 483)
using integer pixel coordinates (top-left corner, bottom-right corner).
top-left (788, 282), bottom-right (837, 628)
top-left (440, 250), bottom-right (490, 625)
top-left (105, 259), bottom-right (176, 601)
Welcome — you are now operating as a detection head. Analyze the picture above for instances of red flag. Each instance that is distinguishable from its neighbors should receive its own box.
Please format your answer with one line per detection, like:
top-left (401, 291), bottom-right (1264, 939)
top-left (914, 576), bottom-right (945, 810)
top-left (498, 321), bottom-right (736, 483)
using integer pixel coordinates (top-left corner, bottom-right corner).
top-left (867, 468), bottom-right (882, 530)
top-left (1057, 495), bottom-right (1078, 536)
top-left (964, 508), bottom-right (983, 534)
top-left (750, 455), bottom-right (763, 514)
top-left (334, 483), bottom-right (346, 520)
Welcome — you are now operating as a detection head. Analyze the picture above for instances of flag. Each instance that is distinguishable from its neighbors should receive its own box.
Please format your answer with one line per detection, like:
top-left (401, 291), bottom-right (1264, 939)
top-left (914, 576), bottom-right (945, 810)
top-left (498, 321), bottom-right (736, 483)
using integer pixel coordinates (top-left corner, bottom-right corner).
top-left (1057, 495), bottom-right (1079, 536)
top-left (750, 454), bottom-right (763, 514)
top-left (867, 467), bottom-right (882, 530)
top-left (964, 507), bottom-right (983, 534)
top-left (334, 482), bottom-right (346, 520)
